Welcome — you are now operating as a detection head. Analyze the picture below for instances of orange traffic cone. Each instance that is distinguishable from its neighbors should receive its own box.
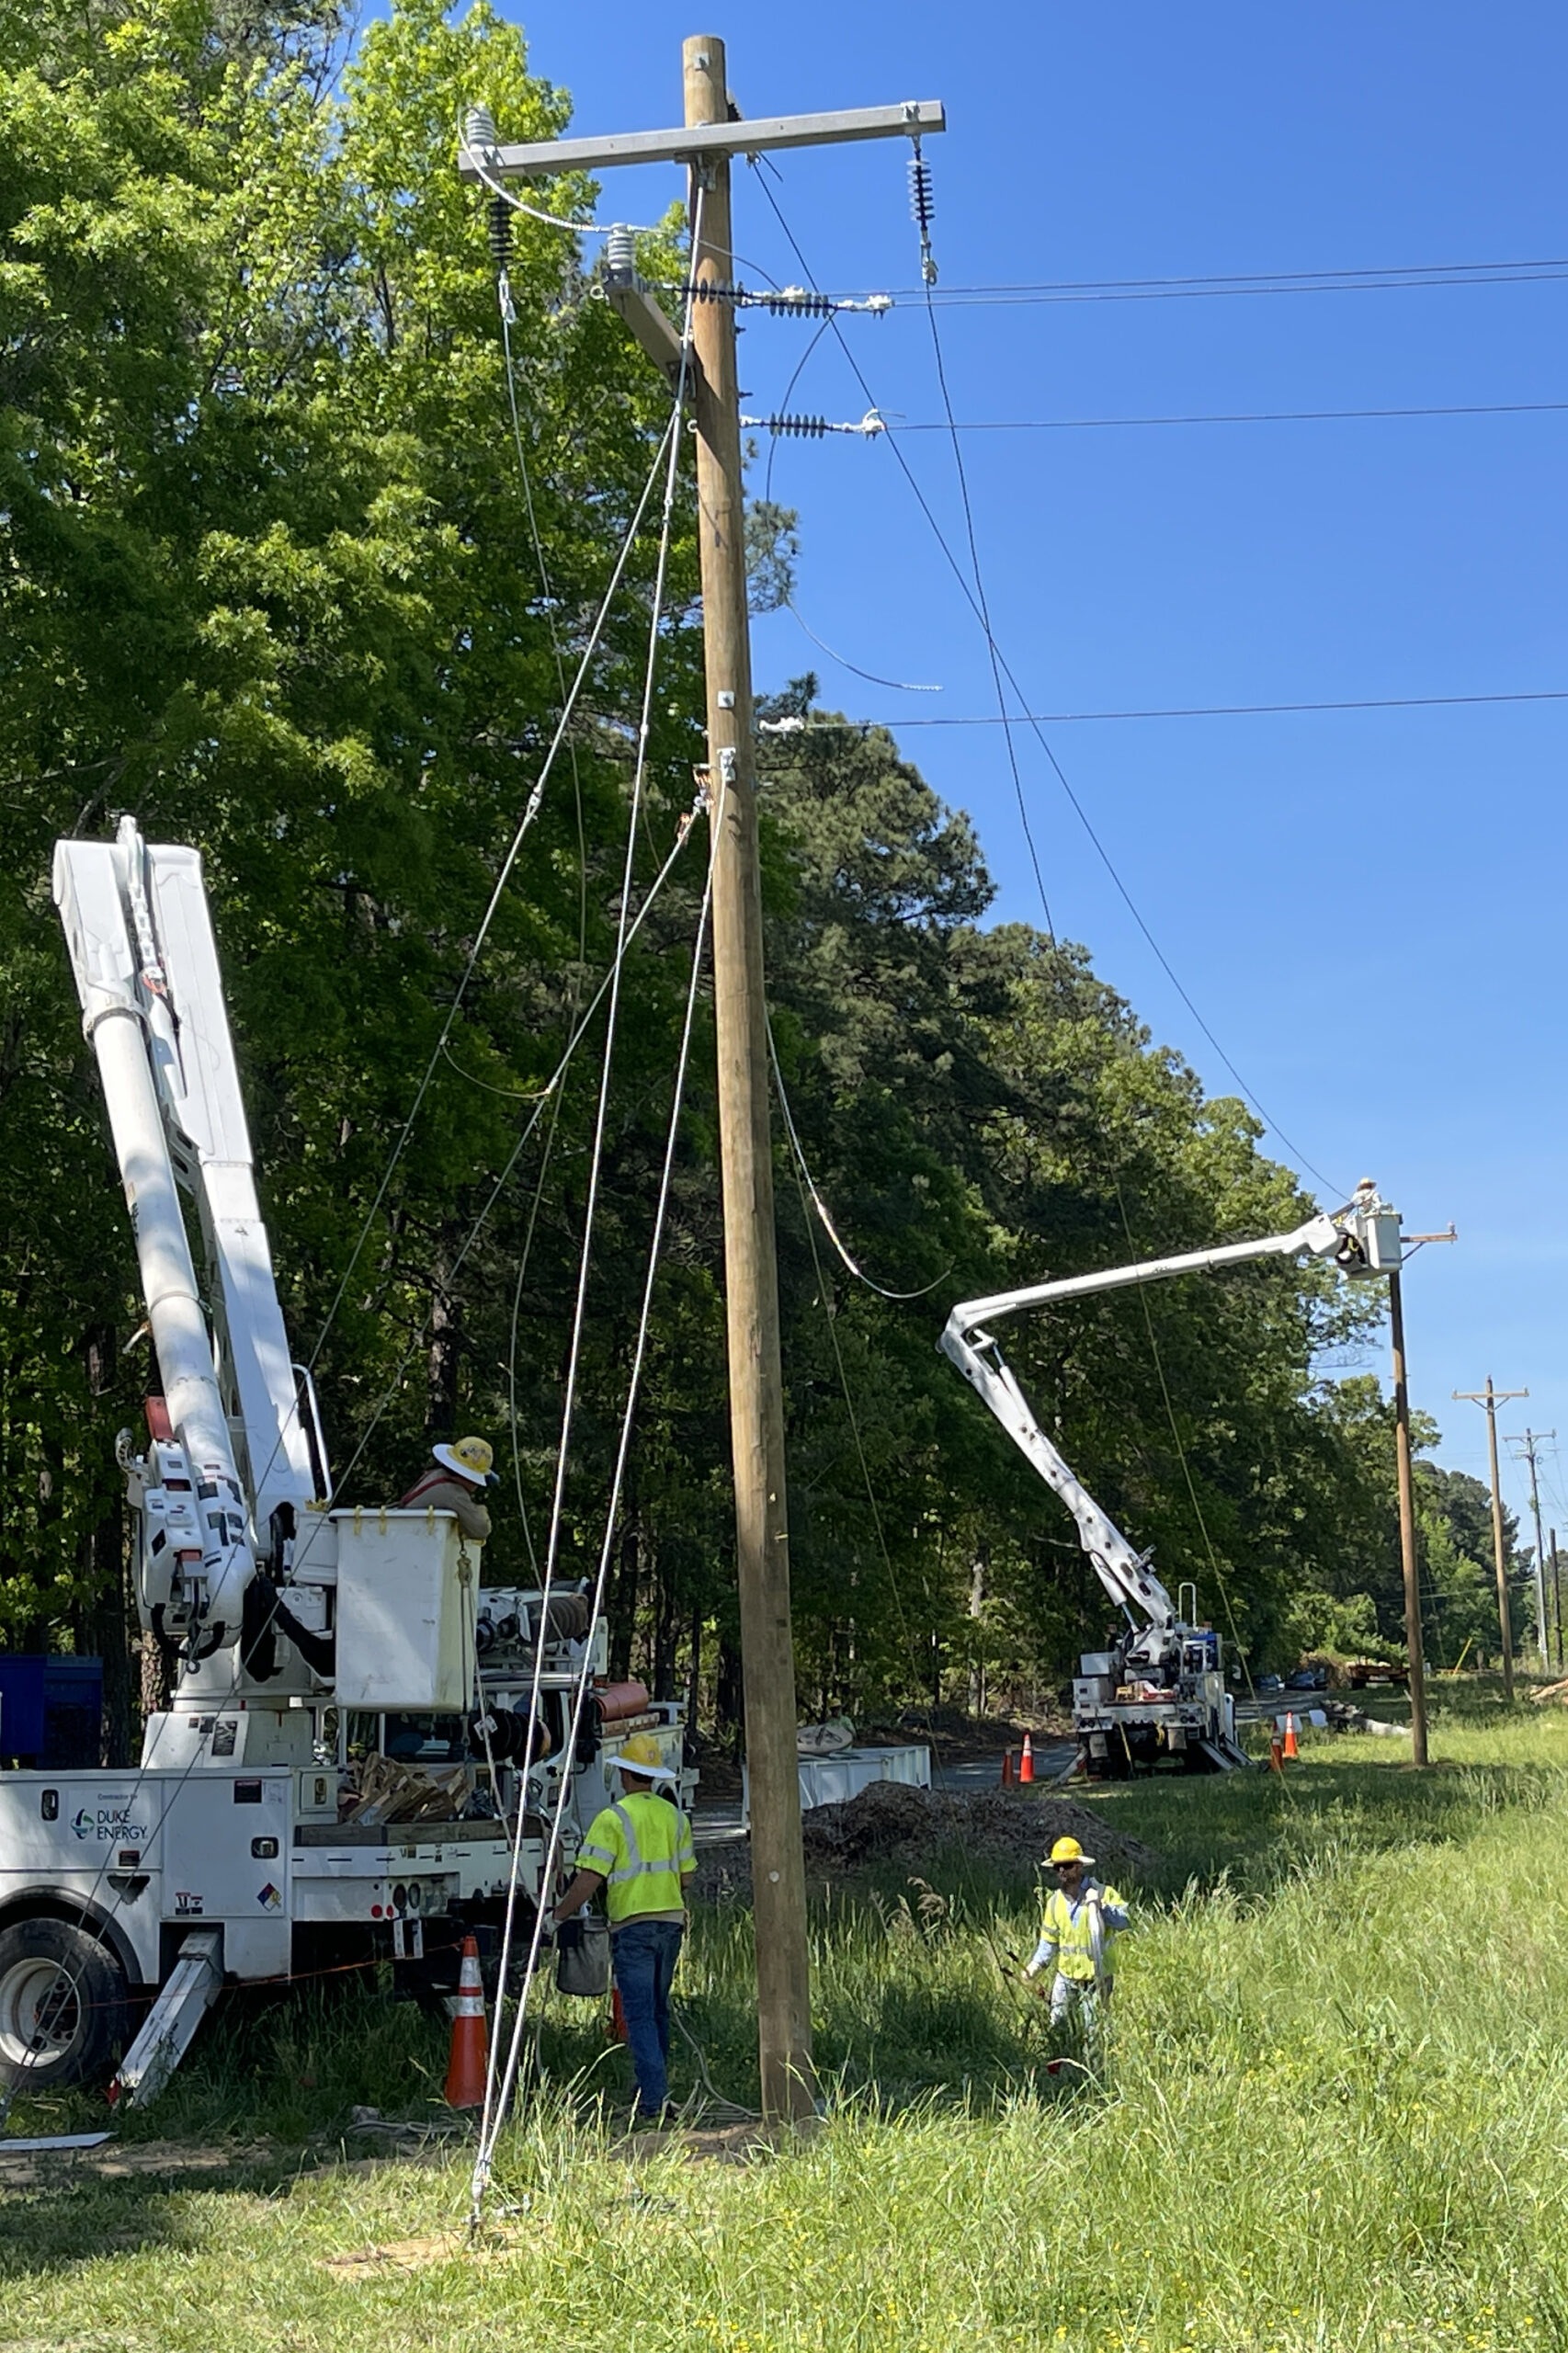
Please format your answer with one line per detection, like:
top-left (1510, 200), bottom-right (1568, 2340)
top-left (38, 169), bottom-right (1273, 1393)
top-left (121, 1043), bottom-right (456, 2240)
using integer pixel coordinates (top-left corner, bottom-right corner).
top-left (1019, 1732), bottom-right (1035, 1785)
top-left (1000, 1746), bottom-right (1014, 1788)
top-left (443, 1934), bottom-right (489, 2109)
top-left (1269, 1734), bottom-right (1284, 1773)
top-left (610, 1986), bottom-right (629, 2044)
top-left (1283, 1711), bottom-right (1300, 1761)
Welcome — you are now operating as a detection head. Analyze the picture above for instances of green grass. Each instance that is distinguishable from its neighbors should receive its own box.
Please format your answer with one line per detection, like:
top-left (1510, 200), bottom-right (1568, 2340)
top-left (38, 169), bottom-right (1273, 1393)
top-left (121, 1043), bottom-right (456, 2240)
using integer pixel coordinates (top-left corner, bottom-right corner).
top-left (6, 1699), bottom-right (1568, 2351)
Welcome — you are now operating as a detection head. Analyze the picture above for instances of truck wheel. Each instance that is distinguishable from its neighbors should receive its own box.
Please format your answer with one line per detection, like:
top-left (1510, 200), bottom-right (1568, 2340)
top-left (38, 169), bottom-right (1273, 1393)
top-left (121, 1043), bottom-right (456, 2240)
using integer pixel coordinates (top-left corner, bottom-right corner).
top-left (0, 1918), bottom-right (129, 2093)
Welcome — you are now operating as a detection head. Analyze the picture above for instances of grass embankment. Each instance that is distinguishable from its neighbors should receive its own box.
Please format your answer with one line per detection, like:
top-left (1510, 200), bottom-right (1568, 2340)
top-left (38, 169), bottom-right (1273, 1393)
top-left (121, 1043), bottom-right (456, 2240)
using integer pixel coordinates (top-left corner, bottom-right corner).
top-left (6, 1696), bottom-right (1568, 2351)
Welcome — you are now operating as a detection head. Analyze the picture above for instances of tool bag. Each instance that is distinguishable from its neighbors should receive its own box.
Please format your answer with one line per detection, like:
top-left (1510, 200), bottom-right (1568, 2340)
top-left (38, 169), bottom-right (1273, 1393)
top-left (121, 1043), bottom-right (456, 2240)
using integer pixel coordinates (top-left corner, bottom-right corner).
top-left (554, 1914), bottom-right (611, 1997)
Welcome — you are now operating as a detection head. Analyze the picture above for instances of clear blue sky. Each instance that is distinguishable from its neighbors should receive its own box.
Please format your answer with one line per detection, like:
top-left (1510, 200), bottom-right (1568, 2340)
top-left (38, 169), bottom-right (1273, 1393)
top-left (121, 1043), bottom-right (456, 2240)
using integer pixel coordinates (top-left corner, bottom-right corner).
top-left (490, 4), bottom-right (1568, 1541)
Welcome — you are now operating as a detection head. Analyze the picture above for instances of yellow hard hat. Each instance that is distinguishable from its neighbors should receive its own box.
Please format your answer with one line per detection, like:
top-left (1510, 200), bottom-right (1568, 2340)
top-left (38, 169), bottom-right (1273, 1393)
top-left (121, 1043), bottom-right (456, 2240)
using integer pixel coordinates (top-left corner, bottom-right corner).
top-left (617, 1731), bottom-right (676, 1782)
top-left (1048, 1836), bottom-right (1094, 1867)
top-left (433, 1435), bottom-right (495, 1485)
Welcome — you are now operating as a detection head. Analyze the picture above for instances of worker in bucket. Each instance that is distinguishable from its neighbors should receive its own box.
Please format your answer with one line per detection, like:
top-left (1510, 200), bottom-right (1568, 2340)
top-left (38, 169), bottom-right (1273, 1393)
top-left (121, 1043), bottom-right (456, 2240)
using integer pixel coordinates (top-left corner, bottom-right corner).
top-left (400, 1434), bottom-right (498, 1543)
top-left (551, 1732), bottom-right (697, 2125)
top-left (1024, 1836), bottom-right (1130, 2029)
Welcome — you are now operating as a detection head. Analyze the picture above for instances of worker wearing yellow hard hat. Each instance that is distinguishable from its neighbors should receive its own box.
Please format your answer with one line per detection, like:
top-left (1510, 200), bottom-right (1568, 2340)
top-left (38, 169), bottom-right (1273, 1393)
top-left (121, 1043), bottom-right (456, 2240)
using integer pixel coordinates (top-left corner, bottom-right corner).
top-left (400, 1434), bottom-right (497, 1543)
top-left (551, 1730), bottom-right (696, 2125)
top-left (1024, 1835), bottom-right (1131, 2029)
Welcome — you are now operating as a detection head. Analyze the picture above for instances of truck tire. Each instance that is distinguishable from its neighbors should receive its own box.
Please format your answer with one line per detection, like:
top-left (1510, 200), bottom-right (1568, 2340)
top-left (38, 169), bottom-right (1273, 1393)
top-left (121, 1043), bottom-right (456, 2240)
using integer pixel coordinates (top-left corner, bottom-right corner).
top-left (0, 1918), bottom-right (129, 2094)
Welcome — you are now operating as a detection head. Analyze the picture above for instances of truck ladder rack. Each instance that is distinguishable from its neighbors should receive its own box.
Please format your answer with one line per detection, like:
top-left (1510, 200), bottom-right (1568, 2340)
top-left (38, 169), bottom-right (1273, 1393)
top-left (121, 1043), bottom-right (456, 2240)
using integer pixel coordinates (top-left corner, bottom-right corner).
top-left (108, 1929), bottom-right (223, 2109)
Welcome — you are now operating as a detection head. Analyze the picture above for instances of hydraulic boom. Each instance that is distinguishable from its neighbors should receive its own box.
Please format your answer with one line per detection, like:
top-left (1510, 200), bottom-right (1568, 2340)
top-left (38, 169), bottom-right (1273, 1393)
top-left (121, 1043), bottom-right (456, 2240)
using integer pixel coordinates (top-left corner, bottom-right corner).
top-left (940, 1199), bottom-right (1395, 1772)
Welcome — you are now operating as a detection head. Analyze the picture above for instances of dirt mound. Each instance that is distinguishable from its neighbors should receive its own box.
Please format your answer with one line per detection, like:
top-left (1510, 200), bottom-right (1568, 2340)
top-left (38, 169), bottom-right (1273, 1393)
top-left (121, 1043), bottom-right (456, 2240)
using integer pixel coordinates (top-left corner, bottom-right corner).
top-left (798, 1780), bottom-right (1162, 1881)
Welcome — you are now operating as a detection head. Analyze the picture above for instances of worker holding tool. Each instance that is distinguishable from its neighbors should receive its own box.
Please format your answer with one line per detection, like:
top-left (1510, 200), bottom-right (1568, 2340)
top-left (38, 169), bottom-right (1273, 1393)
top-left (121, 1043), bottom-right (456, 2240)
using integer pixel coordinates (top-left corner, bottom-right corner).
top-left (551, 1732), bottom-right (697, 2124)
top-left (1025, 1836), bottom-right (1130, 2029)
top-left (400, 1434), bottom-right (498, 1543)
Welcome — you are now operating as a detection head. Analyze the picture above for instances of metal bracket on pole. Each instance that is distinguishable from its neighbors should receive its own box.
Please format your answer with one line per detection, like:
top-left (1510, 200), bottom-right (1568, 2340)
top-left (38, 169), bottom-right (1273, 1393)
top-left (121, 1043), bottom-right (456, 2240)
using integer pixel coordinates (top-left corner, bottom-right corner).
top-left (458, 99), bottom-right (946, 184)
top-left (603, 276), bottom-right (698, 393)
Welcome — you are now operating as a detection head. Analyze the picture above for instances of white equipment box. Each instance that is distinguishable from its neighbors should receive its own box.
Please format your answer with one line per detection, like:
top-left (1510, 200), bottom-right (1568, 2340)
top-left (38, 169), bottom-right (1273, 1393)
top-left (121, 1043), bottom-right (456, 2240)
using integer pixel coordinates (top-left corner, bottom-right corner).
top-left (331, 1509), bottom-right (479, 1712)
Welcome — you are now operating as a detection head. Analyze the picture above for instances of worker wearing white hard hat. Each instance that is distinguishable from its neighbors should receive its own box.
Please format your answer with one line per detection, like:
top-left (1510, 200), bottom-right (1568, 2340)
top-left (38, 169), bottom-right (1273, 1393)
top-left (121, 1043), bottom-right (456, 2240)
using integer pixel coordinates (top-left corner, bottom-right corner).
top-left (553, 1732), bottom-right (696, 2124)
top-left (1024, 1836), bottom-right (1131, 2029)
top-left (400, 1434), bottom-right (497, 1543)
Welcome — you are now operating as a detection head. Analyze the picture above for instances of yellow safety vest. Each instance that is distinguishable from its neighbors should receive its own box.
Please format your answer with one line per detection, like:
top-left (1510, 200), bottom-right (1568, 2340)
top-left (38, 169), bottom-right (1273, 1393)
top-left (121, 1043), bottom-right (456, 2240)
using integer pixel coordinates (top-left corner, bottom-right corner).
top-left (576, 1790), bottom-right (697, 1925)
top-left (1039, 1881), bottom-right (1125, 1982)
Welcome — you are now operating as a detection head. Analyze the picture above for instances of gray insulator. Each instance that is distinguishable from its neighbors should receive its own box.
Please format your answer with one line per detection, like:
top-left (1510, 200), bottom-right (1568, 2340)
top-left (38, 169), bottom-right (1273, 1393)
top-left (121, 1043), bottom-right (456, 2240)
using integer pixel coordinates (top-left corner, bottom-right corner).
top-left (465, 105), bottom-right (500, 154)
top-left (606, 222), bottom-right (638, 285)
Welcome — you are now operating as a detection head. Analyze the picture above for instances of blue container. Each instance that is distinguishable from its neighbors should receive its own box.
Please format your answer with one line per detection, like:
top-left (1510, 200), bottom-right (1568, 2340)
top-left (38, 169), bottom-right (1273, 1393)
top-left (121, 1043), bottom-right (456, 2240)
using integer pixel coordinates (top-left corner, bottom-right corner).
top-left (0, 1655), bottom-right (103, 1766)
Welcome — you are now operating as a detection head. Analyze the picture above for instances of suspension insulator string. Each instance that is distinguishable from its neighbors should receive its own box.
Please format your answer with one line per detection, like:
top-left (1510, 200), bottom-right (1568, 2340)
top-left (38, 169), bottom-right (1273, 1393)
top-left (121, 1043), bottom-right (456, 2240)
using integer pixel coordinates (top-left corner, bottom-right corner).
top-left (908, 138), bottom-right (938, 287)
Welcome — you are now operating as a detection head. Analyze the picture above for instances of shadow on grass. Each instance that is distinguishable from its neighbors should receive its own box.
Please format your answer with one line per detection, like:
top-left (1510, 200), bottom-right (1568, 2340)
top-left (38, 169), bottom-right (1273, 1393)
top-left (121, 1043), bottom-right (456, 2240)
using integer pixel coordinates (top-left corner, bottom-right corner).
top-left (0, 2176), bottom-right (198, 2279)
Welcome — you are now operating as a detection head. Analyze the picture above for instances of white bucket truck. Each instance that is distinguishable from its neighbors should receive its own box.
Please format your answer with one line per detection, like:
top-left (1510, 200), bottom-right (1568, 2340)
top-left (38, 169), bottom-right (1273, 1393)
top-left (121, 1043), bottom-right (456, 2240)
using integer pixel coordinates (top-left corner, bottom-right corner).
top-left (0, 822), bottom-right (687, 2104)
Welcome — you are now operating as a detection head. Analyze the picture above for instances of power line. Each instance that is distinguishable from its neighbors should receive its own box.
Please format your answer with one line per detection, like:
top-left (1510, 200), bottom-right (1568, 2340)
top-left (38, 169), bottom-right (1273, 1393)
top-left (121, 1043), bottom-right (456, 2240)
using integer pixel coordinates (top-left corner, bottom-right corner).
top-left (865, 256), bottom-right (1568, 307)
top-left (752, 163), bottom-right (1346, 1199)
top-left (892, 398), bottom-right (1568, 433)
top-left (913, 180), bottom-right (1055, 937)
top-left (841, 688), bottom-right (1568, 727)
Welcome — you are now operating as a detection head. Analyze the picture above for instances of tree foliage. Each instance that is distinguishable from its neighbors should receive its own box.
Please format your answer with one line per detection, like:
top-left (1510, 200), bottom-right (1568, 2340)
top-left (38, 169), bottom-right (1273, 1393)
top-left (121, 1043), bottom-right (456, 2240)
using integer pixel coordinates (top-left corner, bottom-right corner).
top-left (0, 0), bottom-right (1478, 1743)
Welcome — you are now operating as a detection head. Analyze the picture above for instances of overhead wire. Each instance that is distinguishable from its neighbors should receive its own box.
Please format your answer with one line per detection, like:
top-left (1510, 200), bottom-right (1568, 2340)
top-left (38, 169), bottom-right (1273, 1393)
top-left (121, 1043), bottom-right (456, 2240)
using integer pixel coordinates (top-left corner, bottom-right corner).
top-left (495, 223), bottom-right (600, 1568)
top-left (782, 598), bottom-right (941, 693)
top-left (843, 688), bottom-right (1568, 727)
top-left (1111, 1179), bottom-right (1256, 1703)
top-left (891, 398), bottom-right (1568, 434)
top-left (836, 254), bottom-right (1568, 307)
top-left (285, 406), bottom-right (681, 1455)
top-left (907, 162), bottom-right (1055, 940)
top-left (766, 1019), bottom-right (947, 1302)
top-left (781, 1081), bottom-right (919, 1687)
top-left (469, 186), bottom-right (708, 2224)
top-left (319, 792), bottom-right (707, 1510)
top-left (750, 158), bottom-right (1346, 1201)
top-left (472, 776), bottom-right (722, 2222)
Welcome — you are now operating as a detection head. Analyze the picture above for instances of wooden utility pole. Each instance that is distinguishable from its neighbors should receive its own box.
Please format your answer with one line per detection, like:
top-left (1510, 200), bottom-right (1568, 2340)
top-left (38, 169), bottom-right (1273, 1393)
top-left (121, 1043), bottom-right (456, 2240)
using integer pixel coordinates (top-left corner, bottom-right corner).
top-left (459, 51), bottom-right (944, 2122)
top-left (1552, 1527), bottom-right (1562, 1670)
top-left (1506, 1427), bottom-right (1555, 1671)
top-left (681, 30), bottom-right (811, 2120)
top-left (1387, 1268), bottom-right (1427, 1766)
top-left (1454, 1380), bottom-right (1528, 1699)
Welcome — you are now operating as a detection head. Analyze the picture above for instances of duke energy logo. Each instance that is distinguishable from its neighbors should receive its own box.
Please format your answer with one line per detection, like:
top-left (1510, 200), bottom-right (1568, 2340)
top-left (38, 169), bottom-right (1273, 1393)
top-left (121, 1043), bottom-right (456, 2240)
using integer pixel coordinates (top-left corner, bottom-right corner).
top-left (72, 1802), bottom-right (147, 1843)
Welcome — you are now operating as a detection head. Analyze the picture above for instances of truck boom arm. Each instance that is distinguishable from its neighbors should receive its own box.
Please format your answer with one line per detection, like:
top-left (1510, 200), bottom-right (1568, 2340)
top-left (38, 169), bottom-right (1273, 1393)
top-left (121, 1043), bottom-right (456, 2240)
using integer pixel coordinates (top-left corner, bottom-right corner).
top-left (53, 820), bottom-right (318, 1647)
top-left (938, 1213), bottom-right (1344, 1634)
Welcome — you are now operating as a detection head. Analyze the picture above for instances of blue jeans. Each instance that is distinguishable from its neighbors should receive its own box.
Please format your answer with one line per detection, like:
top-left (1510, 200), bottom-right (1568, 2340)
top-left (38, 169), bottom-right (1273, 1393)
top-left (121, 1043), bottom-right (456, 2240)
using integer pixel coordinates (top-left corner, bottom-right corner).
top-left (612, 1917), bottom-right (684, 2117)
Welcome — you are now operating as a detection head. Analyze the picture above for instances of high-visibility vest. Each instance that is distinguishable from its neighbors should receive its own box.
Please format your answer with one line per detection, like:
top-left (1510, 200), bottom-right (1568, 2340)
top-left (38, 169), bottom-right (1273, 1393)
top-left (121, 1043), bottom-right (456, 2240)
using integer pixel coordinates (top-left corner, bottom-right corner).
top-left (1039, 1880), bottom-right (1126, 1982)
top-left (576, 1791), bottom-right (696, 1925)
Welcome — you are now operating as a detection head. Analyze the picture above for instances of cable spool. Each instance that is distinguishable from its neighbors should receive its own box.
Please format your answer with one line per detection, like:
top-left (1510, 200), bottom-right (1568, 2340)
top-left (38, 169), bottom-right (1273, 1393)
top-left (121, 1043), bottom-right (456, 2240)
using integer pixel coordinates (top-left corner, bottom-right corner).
top-left (469, 1703), bottom-right (545, 1764)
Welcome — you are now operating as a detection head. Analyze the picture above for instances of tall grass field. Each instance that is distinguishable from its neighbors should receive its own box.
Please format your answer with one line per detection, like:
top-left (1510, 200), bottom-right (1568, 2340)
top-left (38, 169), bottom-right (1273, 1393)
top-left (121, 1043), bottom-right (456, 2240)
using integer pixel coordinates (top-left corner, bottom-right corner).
top-left (5, 1696), bottom-right (1568, 2352)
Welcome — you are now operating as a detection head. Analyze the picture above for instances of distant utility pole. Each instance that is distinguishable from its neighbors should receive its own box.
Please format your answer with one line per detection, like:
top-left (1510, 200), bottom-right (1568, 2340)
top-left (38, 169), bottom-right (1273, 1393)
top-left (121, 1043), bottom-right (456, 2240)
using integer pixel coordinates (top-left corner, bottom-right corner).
top-left (1453, 1379), bottom-right (1528, 1700)
top-left (460, 45), bottom-right (945, 2123)
top-left (1386, 1264), bottom-right (1428, 1767)
top-left (1552, 1527), bottom-right (1563, 1671)
top-left (1381, 1217), bottom-right (1453, 1770)
top-left (1506, 1427), bottom-right (1555, 1671)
